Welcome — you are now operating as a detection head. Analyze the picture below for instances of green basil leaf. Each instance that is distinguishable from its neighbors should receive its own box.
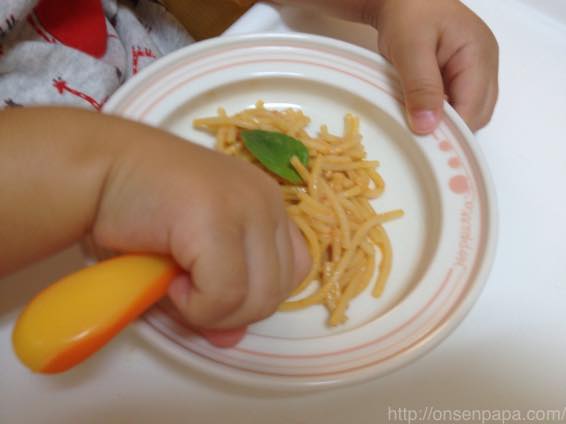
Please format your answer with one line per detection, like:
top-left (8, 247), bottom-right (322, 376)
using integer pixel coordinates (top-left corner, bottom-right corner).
top-left (241, 129), bottom-right (309, 184)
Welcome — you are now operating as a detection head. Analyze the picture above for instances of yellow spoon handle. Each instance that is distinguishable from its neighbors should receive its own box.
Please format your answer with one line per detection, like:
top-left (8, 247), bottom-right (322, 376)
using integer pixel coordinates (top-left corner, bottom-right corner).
top-left (12, 254), bottom-right (180, 373)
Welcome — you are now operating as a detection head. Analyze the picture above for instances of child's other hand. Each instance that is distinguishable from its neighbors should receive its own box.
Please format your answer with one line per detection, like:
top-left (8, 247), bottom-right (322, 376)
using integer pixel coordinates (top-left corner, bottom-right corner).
top-left (368, 0), bottom-right (499, 134)
top-left (92, 126), bottom-right (311, 331)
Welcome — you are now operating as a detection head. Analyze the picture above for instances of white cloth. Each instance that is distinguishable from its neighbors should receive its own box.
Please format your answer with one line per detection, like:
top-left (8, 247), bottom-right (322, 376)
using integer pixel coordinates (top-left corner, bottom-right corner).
top-left (0, 0), bottom-right (193, 109)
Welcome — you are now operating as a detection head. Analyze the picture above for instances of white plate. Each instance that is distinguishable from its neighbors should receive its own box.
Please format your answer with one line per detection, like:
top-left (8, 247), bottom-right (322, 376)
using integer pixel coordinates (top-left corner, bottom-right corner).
top-left (103, 33), bottom-right (497, 391)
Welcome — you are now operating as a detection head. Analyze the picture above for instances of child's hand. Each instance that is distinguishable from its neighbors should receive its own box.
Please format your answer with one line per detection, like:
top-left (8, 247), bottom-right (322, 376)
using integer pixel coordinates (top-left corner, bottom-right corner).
top-left (272, 0), bottom-right (499, 134)
top-left (368, 0), bottom-right (499, 134)
top-left (93, 123), bottom-right (311, 331)
top-left (1, 108), bottom-right (310, 345)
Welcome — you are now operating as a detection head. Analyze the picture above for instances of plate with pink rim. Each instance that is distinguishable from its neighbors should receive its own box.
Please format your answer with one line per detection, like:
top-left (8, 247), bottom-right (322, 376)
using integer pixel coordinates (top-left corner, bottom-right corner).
top-left (102, 33), bottom-right (497, 390)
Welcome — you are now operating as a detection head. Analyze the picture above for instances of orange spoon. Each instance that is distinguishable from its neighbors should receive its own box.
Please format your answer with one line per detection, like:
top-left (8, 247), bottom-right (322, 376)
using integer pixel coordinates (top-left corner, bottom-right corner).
top-left (12, 254), bottom-right (180, 373)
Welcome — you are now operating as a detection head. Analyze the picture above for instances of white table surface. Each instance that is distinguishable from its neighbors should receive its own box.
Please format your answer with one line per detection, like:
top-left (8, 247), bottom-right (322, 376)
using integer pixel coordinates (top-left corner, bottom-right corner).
top-left (2, 1), bottom-right (566, 422)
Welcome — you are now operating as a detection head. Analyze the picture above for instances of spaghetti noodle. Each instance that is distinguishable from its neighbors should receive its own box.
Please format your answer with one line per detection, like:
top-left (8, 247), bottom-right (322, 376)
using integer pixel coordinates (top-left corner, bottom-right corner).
top-left (194, 101), bottom-right (403, 326)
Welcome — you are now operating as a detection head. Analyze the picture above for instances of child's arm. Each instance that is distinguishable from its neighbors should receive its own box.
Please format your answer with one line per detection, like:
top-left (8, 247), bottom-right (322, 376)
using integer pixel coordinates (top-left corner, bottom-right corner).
top-left (0, 107), bottom-right (113, 274)
top-left (0, 107), bottom-right (310, 330)
top-left (271, 0), bottom-right (499, 134)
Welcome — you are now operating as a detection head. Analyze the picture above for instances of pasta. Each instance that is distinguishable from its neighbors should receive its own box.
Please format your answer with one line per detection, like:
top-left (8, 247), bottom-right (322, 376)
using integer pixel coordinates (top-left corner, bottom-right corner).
top-left (194, 101), bottom-right (403, 326)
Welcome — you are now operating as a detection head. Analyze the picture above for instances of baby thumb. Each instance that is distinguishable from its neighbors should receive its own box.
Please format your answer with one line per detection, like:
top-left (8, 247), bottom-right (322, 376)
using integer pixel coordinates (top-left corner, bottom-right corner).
top-left (287, 219), bottom-right (312, 289)
top-left (391, 40), bottom-right (444, 134)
